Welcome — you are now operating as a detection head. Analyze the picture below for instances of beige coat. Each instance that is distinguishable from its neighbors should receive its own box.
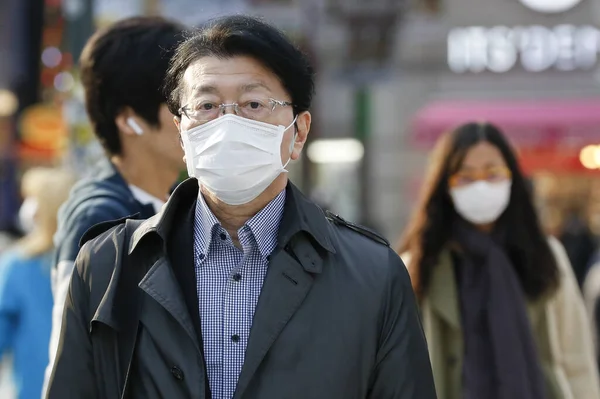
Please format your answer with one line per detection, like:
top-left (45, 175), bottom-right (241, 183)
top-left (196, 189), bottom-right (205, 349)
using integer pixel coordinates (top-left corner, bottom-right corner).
top-left (402, 237), bottom-right (600, 399)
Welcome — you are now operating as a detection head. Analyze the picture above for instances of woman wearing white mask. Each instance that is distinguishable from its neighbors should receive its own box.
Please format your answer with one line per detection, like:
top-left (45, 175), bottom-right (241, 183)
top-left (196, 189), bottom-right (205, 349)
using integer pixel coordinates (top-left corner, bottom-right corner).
top-left (398, 122), bottom-right (599, 399)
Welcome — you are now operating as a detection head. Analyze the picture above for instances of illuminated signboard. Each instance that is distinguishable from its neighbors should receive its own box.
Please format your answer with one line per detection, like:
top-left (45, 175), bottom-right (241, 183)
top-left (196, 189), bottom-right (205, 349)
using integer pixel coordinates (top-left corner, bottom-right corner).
top-left (448, 25), bottom-right (600, 73)
top-left (519, 0), bottom-right (582, 14)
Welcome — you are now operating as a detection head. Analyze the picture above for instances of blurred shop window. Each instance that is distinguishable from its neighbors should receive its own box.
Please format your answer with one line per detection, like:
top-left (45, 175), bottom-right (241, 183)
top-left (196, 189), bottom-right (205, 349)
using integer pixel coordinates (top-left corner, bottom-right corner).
top-left (588, 180), bottom-right (600, 236)
top-left (415, 0), bottom-right (441, 14)
top-left (326, 0), bottom-right (403, 66)
top-left (307, 138), bottom-right (364, 224)
top-left (534, 173), bottom-right (597, 288)
top-left (248, 0), bottom-right (295, 4)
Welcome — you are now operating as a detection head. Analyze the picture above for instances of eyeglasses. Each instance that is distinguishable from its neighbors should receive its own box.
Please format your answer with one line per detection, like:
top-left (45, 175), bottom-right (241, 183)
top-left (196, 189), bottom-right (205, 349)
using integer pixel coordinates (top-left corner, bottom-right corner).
top-left (178, 97), bottom-right (293, 125)
top-left (448, 166), bottom-right (512, 188)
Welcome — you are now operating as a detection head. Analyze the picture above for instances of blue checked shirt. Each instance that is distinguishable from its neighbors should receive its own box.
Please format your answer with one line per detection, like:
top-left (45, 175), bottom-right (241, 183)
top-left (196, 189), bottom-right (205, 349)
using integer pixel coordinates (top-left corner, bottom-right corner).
top-left (193, 190), bottom-right (286, 399)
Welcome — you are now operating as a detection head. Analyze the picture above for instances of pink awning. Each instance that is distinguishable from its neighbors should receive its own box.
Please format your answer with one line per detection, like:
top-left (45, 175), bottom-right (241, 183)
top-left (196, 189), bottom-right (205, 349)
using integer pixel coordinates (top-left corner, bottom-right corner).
top-left (411, 99), bottom-right (600, 148)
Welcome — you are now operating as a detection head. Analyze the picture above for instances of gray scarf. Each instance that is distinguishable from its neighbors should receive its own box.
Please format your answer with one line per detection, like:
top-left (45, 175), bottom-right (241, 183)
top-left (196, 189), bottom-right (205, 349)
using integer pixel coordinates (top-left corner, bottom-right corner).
top-left (452, 221), bottom-right (546, 399)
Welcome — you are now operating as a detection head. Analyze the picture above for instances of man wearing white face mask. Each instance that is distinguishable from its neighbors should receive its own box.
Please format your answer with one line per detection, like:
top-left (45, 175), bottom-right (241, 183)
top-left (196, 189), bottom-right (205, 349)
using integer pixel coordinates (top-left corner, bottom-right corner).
top-left (179, 112), bottom-right (298, 207)
top-left (46, 16), bottom-right (436, 399)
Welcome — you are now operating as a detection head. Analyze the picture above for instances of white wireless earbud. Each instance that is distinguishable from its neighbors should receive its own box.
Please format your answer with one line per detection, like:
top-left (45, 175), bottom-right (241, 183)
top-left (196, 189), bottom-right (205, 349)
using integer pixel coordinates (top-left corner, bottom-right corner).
top-left (127, 117), bottom-right (144, 135)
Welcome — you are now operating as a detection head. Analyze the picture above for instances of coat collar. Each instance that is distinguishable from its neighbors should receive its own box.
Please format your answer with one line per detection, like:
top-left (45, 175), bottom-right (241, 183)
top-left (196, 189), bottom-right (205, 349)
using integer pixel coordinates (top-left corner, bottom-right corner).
top-left (129, 178), bottom-right (336, 257)
top-left (194, 188), bottom-right (286, 261)
top-left (95, 157), bottom-right (156, 218)
top-left (96, 157), bottom-right (131, 193)
top-left (427, 250), bottom-right (462, 331)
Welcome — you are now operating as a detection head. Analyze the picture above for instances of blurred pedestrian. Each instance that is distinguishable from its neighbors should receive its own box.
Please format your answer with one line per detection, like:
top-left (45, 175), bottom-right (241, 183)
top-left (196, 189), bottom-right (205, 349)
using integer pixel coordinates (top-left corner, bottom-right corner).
top-left (42, 17), bottom-right (186, 394)
top-left (398, 122), bottom-right (599, 399)
top-left (559, 210), bottom-right (596, 288)
top-left (0, 167), bottom-right (74, 399)
top-left (46, 15), bottom-right (436, 399)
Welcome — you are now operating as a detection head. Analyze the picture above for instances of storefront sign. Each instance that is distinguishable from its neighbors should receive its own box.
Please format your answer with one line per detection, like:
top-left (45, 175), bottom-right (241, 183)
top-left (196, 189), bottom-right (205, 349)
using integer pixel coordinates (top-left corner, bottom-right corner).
top-left (448, 24), bottom-right (599, 73)
top-left (519, 0), bottom-right (582, 13)
top-left (411, 99), bottom-right (600, 148)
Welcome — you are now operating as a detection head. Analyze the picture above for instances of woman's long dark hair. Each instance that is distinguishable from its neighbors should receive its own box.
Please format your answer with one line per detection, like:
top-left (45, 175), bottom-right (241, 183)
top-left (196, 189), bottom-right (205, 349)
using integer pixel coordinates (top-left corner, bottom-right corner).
top-left (398, 122), bottom-right (560, 300)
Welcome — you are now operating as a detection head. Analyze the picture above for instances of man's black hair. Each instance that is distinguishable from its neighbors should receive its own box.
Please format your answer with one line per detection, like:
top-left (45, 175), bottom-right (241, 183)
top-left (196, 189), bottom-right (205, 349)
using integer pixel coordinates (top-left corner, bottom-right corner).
top-left (164, 15), bottom-right (315, 117)
top-left (80, 16), bottom-right (185, 156)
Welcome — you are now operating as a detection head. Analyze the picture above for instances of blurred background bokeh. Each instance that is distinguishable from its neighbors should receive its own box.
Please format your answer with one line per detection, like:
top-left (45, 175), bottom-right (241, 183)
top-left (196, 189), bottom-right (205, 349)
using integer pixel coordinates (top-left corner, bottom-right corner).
top-left (3, 0), bottom-right (600, 394)
top-left (6, 0), bottom-right (600, 243)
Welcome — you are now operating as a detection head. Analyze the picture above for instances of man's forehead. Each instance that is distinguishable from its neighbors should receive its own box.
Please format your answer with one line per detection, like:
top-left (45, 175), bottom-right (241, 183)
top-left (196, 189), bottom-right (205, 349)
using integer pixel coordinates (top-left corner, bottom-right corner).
top-left (189, 81), bottom-right (272, 94)
top-left (184, 56), bottom-right (270, 79)
top-left (181, 56), bottom-right (286, 99)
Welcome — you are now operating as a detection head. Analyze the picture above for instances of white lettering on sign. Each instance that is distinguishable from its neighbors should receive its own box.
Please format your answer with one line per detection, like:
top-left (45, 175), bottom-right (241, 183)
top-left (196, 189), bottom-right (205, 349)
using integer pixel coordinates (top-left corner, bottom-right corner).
top-left (519, 0), bottom-right (583, 14)
top-left (448, 25), bottom-right (600, 73)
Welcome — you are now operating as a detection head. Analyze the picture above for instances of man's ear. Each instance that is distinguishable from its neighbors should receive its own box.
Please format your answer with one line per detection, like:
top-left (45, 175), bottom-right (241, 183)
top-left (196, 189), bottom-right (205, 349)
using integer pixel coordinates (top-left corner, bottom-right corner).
top-left (291, 111), bottom-right (311, 160)
top-left (115, 108), bottom-right (146, 137)
top-left (173, 115), bottom-right (181, 131)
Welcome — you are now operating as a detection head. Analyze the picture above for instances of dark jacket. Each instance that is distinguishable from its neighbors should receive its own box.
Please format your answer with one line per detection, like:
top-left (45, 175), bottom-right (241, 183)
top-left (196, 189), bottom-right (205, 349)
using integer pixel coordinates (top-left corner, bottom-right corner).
top-left (53, 159), bottom-right (156, 267)
top-left (43, 158), bottom-right (159, 397)
top-left (47, 178), bottom-right (437, 399)
top-left (596, 297), bottom-right (600, 370)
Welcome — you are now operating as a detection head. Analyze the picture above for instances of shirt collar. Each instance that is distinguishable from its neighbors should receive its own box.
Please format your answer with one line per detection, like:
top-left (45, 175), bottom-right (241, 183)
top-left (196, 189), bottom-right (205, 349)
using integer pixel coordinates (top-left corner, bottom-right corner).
top-left (129, 179), bottom-right (336, 258)
top-left (195, 189), bottom-right (286, 259)
top-left (245, 189), bottom-right (286, 257)
top-left (129, 185), bottom-right (166, 214)
top-left (195, 193), bottom-right (221, 258)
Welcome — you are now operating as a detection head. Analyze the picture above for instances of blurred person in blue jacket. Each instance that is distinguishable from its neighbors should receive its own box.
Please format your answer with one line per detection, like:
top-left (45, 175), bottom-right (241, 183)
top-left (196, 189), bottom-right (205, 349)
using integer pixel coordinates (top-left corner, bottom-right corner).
top-left (0, 167), bottom-right (74, 399)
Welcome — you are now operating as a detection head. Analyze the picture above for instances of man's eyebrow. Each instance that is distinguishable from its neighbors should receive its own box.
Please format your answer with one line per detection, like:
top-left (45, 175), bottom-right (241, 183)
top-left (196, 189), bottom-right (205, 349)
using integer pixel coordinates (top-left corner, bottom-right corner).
top-left (240, 82), bottom-right (271, 92)
top-left (190, 84), bottom-right (220, 94)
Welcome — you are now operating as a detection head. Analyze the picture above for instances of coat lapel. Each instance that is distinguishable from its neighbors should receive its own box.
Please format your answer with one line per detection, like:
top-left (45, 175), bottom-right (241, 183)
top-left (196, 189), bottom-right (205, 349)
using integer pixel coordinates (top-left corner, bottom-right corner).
top-left (234, 247), bottom-right (314, 399)
top-left (234, 183), bottom-right (333, 399)
top-left (428, 251), bottom-right (462, 331)
top-left (125, 179), bottom-right (335, 398)
top-left (125, 179), bottom-right (202, 353)
top-left (166, 200), bottom-right (204, 349)
top-left (138, 256), bottom-right (201, 353)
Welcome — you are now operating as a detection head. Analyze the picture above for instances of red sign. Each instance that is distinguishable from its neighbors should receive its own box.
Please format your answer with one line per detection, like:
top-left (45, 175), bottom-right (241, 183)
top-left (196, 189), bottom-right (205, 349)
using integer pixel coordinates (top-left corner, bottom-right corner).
top-left (412, 99), bottom-right (600, 151)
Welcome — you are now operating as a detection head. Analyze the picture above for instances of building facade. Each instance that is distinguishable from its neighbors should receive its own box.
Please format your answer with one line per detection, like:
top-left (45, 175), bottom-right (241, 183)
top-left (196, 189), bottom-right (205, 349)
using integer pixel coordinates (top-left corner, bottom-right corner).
top-left (312, 0), bottom-right (600, 241)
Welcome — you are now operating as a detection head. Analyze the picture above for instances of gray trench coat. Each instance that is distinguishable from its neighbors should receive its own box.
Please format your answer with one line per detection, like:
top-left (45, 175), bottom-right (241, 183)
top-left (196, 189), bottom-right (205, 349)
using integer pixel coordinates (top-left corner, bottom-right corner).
top-left (47, 179), bottom-right (437, 399)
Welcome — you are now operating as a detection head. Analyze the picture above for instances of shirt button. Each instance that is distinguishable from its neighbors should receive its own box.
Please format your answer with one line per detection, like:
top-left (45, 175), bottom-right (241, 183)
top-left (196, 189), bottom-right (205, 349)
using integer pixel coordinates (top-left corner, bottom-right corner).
top-left (231, 334), bottom-right (241, 343)
top-left (198, 253), bottom-right (205, 260)
top-left (171, 366), bottom-right (184, 381)
top-left (232, 273), bottom-right (242, 282)
top-left (220, 233), bottom-right (227, 241)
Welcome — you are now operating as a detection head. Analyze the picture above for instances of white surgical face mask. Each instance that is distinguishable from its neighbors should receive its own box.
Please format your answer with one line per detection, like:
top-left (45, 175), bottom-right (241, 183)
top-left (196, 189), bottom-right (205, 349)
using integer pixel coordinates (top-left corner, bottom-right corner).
top-left (18, 197), bottom-right (38, 234)
top-left (181, 114), bottom-right (297, 205)
top-left (450, 180), bottom-right (512, 225)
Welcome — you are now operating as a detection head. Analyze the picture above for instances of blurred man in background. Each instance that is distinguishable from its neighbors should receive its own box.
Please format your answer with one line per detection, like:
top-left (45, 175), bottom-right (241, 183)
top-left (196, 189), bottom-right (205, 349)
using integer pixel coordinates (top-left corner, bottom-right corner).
top-left (43, 16), bottom-right (186, 393)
